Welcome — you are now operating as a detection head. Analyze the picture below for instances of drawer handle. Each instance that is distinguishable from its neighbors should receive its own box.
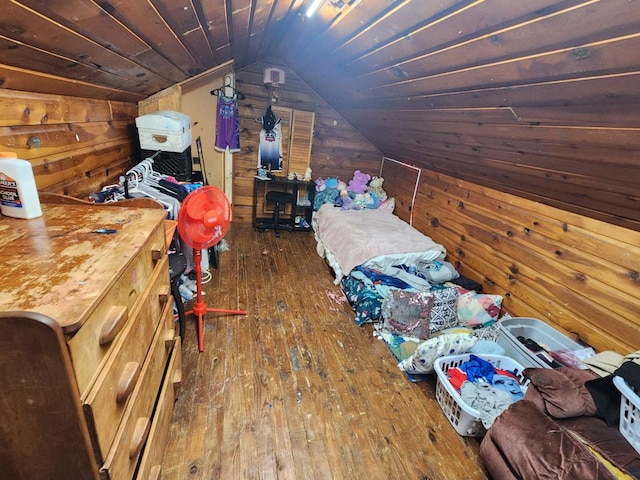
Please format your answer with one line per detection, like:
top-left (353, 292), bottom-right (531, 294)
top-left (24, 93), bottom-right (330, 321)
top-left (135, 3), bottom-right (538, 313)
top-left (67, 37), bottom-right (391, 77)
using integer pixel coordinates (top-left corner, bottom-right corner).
top-left (172, 336), bottom-right (182, 394)
top-left (164, 328), bottom-right (176, 349)
top-left (148, 465), bottom-right (162, 480)
top-left (129, 416), bottom-right (151, 459)
top-left (171, 368), bottom-right (182, 395)
top-left (99, 306), bottom-right (128, 345)
top-left (173, 365), bottom-right (183, 391)
top-left (151, 243), bottom-right (163, 261)
top-left (152, 134), bottom-right (167, 143)
top-left (116, 361), bottom-right (140, 404)
top-left (158, 285), bottom-right (170, 305)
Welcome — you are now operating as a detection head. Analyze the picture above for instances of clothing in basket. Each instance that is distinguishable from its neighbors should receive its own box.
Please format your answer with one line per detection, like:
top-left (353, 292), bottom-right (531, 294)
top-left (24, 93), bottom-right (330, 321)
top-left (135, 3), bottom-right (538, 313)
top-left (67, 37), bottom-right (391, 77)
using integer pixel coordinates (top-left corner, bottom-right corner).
top-left (434, 354), bottom-right (528, 437)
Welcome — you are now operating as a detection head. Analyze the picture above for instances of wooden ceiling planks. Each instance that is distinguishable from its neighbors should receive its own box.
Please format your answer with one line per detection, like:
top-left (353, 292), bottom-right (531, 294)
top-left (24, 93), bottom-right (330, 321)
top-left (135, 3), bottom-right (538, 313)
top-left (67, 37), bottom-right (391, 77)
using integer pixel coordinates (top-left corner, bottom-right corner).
top-left (335, 0), bottom-right (467, 67)
top-left (1, 1), bottom-right (171, 93)
top-left (281, 0), bottom-right (640, 227)
top-left (282, 0), bottom-right (393, 67)
top-left (15, 0), bottom-right (186, 83)
top-left (198, 0), bottom-right (233, 64)
top-left (363, 35), bottom-right (640, 100)
top-left (354, 0), bottom-right (635, 91)
top-left (347, 112), bottom-right (640, 185)
top-left (0, 36), bottom-right (148, 92)
top-left (228, 0), bottom-right (255, 70)
top-left (153, 0), bottom-right (218, 70)
top-left (274, 0), bottom-right (410, 106)
top-left (253, 0), bottom-right (297, 62)
top-left (97, 0), bottom-right (203, 76)
top-left (0, 65), bottom-right (147, 103)
top-left (344, 0), bottom-right (582, 75)
top-left (241, 0), bottom-right (276, 65)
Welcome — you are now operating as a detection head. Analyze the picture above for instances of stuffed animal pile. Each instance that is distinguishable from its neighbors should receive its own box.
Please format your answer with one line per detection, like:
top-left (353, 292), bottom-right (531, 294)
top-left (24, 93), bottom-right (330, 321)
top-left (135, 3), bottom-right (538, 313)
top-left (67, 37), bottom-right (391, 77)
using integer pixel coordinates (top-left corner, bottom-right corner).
top-left (313, 170), bottom-right (389, 211)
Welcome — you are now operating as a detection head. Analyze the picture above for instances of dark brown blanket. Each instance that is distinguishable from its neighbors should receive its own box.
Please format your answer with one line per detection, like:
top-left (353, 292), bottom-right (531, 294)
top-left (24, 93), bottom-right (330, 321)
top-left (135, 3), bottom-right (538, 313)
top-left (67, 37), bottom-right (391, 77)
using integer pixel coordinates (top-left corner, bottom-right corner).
top-left (480, 368), bottom-right (640, 480)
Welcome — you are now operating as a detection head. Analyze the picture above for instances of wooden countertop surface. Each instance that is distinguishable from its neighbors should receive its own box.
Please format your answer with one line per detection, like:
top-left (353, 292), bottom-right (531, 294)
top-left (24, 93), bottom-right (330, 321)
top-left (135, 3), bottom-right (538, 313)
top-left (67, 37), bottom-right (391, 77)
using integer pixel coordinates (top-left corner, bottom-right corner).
top-left (0, 204), bottom-right (166, 333)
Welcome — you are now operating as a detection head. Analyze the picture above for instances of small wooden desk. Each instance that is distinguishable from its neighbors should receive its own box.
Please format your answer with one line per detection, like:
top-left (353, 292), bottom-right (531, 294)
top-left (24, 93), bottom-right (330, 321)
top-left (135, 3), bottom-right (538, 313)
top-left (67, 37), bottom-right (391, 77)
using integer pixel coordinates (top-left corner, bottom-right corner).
top-left (252, 176), bottom-right (315, 233)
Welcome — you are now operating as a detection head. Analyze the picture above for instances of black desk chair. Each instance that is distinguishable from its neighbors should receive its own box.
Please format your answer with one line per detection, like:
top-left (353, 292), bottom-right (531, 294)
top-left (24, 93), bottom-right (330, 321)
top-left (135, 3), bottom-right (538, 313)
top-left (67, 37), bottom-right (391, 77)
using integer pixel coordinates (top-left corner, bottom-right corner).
top-left (265, 190), bottom-right (295, 237)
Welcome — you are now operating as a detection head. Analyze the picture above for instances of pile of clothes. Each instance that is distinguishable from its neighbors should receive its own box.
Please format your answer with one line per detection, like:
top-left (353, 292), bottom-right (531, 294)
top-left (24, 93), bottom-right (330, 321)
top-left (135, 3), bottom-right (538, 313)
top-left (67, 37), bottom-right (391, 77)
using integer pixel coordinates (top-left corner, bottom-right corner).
top-left (446, 354), bottom-right (525, 429)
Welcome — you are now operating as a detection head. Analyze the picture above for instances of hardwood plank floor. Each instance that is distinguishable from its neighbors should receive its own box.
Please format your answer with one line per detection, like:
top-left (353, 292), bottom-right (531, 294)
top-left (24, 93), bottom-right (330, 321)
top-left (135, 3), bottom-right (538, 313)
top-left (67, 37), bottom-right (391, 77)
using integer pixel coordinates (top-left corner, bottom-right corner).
top-left (161, 222), bottom-right (491, 480)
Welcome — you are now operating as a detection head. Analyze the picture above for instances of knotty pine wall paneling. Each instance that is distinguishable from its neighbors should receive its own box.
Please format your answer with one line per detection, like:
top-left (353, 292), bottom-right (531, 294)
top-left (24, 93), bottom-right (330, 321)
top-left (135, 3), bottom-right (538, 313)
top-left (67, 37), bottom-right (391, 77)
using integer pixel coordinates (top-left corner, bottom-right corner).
top-left (383, 163), bottom-right (640, 356)
top-left (0, 88), bottom-right (138, 199)
top-left (331, 0), bottom-right (640, 232)
top-left (233, 61), bottom-right (383, 223)
top-left (379, 158), bottom-right (419, 225)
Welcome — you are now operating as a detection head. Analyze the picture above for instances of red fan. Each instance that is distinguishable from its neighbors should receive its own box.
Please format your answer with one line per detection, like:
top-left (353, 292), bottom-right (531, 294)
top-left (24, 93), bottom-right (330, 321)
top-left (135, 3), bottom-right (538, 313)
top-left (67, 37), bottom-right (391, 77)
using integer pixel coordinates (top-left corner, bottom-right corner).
top-left (177, 186), bottom-right (247, 352)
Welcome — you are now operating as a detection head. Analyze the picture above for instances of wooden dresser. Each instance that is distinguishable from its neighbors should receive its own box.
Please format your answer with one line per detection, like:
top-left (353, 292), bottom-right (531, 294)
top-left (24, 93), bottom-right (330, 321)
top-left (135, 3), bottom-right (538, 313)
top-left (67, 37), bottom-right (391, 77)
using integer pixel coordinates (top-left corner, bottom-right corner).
top-left (0, 201), bottom-right (182, 480)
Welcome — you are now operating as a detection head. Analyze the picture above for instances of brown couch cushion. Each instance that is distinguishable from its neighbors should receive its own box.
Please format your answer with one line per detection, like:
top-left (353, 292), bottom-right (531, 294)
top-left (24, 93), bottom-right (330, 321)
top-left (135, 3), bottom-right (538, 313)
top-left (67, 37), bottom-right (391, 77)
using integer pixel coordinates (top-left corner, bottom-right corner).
top-left (524, 367), bottom-right (598, 418)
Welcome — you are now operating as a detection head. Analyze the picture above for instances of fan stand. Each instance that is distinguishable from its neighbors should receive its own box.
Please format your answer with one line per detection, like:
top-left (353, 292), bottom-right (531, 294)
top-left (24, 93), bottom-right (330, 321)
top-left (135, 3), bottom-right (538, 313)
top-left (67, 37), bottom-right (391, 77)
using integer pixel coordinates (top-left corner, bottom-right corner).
top-left (184, 248), bottom-right (247, 352)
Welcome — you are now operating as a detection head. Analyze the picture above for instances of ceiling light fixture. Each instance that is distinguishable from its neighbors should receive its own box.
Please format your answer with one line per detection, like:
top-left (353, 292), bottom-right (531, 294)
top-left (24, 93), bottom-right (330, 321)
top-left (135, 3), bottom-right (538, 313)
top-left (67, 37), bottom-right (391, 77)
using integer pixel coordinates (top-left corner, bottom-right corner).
top-left (306, 0), bottom-right (324, 17)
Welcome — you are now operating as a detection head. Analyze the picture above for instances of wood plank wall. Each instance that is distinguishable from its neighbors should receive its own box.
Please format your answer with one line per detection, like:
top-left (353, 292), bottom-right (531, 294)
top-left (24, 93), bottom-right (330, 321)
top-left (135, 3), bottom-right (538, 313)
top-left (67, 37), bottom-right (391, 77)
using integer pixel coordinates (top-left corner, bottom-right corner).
top-left (233, 61), bottom-right (383, 222)
top-left (316, 0), bottom-right (640, 232)
top-left (378, 158), bottom-right (419, 225)
top-left (0, 88), bottom-right (138, 199)
top-left (382, 161), bottom-right (640, 356)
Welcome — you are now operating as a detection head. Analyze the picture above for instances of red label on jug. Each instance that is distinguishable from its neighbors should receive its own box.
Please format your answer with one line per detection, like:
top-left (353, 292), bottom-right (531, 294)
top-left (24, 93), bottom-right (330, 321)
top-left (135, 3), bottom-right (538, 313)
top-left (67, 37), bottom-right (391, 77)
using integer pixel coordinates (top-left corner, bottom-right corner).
top-left (0, 172), bottom-right (22, 208)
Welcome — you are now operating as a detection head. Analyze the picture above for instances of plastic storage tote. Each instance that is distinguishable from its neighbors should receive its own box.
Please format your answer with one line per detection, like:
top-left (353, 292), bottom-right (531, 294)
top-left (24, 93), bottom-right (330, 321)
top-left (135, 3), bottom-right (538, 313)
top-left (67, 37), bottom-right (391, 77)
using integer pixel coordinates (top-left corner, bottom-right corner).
top-left (135, 110), bottom-right (192, 153)
top-left (496, 317), bottom-right (585, 369)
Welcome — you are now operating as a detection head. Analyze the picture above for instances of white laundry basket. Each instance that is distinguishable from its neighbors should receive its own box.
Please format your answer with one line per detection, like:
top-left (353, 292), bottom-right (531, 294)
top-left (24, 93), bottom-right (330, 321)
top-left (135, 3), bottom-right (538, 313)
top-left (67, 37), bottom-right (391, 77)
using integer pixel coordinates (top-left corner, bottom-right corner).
top-left (613, 375), bottom-right (640, 454)
top-left (433, 353), bottom-right (528, 437)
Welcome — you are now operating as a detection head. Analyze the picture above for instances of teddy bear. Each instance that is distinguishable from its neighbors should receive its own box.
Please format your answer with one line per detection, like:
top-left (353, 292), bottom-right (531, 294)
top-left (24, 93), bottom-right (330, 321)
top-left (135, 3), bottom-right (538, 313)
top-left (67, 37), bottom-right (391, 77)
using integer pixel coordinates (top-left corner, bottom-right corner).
top-left (367, 175), bottom-right (387, 200)
top-left (314, 178), bottom-right (325, 192)
top-left (347, 170), bottom-right (371, 194)
top-left (304, 167), bottom-right (312, 182)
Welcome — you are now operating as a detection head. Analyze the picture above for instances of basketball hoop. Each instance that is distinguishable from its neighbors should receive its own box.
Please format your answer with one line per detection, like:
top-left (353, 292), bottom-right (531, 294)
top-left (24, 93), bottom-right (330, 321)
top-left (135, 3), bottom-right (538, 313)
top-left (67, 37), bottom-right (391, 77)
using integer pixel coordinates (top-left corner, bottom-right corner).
top-left (263, 66), bottom-right (286, 104)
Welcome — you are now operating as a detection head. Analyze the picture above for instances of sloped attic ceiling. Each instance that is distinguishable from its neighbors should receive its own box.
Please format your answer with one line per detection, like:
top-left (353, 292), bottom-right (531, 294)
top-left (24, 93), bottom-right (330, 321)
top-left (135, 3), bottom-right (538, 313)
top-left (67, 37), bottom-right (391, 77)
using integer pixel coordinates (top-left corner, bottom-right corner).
top-left (2, 0), bottom-right (640, 228)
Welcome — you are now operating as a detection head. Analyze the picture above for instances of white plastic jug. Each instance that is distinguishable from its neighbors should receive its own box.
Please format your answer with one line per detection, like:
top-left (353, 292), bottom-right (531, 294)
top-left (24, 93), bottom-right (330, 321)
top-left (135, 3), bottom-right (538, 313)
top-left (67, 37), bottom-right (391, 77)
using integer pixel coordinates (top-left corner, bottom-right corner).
top-left (0, 152), bottom-right (42, 219)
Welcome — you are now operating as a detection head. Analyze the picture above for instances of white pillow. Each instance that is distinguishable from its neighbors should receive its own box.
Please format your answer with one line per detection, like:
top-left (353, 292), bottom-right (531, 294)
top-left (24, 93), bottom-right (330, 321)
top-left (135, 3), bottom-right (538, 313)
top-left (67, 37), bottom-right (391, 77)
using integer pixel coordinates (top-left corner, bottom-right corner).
top-left (397, 333), bottom-right (477, 374)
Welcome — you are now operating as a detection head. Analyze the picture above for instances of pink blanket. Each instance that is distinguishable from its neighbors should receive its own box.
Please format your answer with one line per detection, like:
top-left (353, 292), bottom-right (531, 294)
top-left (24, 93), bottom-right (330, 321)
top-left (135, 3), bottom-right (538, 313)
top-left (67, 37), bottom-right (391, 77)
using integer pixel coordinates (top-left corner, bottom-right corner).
top-left (314, 204), bottom-right (446, 282)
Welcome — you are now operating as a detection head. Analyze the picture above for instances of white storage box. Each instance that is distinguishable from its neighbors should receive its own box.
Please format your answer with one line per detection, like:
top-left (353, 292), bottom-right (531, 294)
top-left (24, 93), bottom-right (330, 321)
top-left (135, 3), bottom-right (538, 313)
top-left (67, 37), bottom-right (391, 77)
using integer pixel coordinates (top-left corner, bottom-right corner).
top-left (434, 353), bottom-right (528, 437)
top-left (613, 375), bottom-right (640, 454)
top-left (496, 317), bottom-right (585, 369)
top-left (135, 110), bottom-right (191, 153)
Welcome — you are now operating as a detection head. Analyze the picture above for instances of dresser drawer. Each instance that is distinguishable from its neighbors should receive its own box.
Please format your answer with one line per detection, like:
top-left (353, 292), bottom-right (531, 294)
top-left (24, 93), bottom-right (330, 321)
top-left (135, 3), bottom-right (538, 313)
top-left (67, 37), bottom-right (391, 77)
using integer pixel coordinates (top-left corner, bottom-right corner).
top-left (83, 254), bottom-right (170, 459)
top-left (69, 223), bottom-right (166, 396)
top-left (136, 336), bottom-right (182, 480)
top-left (100, 301), bottom-right (176, 480)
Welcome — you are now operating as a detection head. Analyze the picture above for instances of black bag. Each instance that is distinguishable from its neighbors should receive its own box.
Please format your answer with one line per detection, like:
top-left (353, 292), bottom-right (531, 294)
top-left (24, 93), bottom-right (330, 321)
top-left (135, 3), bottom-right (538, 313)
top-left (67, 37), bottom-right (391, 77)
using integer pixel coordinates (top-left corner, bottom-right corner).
top-left (262, 105), bottom-right (278, 132)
